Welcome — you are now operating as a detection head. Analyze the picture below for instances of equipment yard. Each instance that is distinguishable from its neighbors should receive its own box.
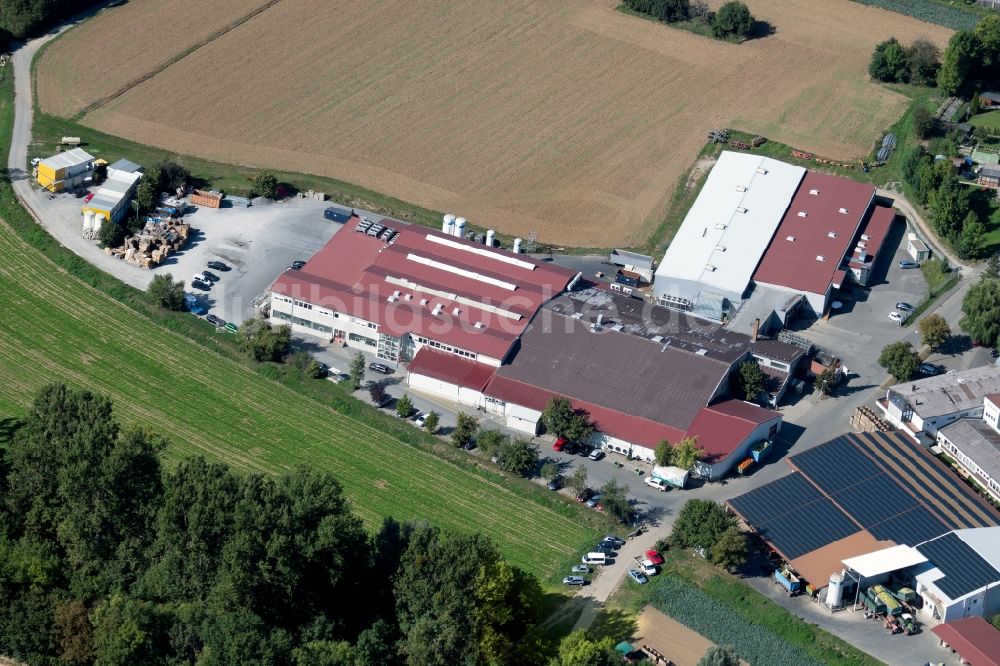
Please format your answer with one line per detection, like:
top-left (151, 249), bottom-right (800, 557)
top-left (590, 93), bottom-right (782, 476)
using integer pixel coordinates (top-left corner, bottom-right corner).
top-left (36, 0), bottom-right (950, 247)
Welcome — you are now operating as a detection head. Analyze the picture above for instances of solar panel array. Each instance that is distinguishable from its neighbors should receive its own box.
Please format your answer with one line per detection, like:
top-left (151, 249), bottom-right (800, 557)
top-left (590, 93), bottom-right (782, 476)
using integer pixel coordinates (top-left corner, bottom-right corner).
top-left (917, 533), bottom-right (1000, 599)
top-left (790, 435), bottom-right (950, 545)
top-left (728, 472), bottom-right (860, 559)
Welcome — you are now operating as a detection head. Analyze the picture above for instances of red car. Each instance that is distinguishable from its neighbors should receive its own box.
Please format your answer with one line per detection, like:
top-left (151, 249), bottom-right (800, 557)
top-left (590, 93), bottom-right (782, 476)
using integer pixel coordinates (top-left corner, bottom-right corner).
top-left (552, 436), bottom-right (567, 452)
top-left (645, 550), bottom-right (664, 565)
top-left (83, 192), bottom-right (95, 203)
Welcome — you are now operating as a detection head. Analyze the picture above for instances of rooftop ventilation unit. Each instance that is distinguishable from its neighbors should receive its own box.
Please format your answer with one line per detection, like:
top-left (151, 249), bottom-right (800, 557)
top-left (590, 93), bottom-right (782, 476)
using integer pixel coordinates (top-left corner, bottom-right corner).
top-left (838, 207), bottom-right (848, 214)
top-left (705, 264), bottom-right (717, 272)
top-left (387, 295), bottom-right (396, 303)
top-left (432, 304), bottom-right (443, 315)
top-left (809, 189), bottom-right (820, 195)
top-left (420, 298), bottom-right (428, 306)
top-left (715, 223), bottom-right (727, 230)
top-left (404, 293), bottom-right (412, 300)
top-left (611, 324), bottom-right (624, 332)
top-left (786, 236), bottom-right (796, 242)
top-left (572, 312), bottom-right (583, 319)
top-left (861, 234), bottom-right (871, 241)
top-left (474, 322), bottom-right (484, 329)
top-left (452, 307), bottom-right (461, 316)
top-left (715, 245), bottom-right (727, 252)
top-left (590, 323), bottom-right (599, 333)
top-left (696, 349), bottom-right (708, 356)
top-left (797, 211), bottom-right (808, 218)
top-left (651, 335), bottom-right (664, 343)
top-left (857, 241), bottom-right (867, 249)
top-left (393, 290), bottom-right (400, 298)
top-left (827, 231), bottom-right (837, 238)
top-left (736, 207), bottom-right (748, 214)
top-left (736, 185), bottom-right (747, 192)
top-left (756, 167), bottom-right (768, 175)
top-left (816, 255), bottom-right (826, 262)
top-left (596, 314), bottom-right (604, 326)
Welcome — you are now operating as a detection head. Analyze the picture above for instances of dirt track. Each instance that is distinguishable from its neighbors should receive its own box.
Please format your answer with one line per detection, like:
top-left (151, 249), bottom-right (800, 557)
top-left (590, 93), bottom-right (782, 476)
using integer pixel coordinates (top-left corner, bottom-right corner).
top-left (38, 0), bottom-right (951, 246)
top-left (636, 606), bottom-right (714, 666)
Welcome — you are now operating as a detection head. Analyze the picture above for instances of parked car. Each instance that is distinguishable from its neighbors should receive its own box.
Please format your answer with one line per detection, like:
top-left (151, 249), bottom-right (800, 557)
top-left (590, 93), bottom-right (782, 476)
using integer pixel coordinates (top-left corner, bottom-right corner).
top-left (201, 270), bottom-right (220, 283)
top-left (462, 440), bottom-right (476, 451)
top-left (563, 576), bottom-right (586, 586)
top-left (645, 550), bottom-right (665, 565)
top-left (207, 260), bottom-right (229, 271)
top-left (576, 488), bottom-right (595, 503)
top-left (594, 544), bottom-right (616, 555)
top-left (316, 362), bottom-right (329, 377)
top-left (918, 363), bottom-right (941, 376)
top-left (224, 322), bottom-right (238, 334)
top-left (899, 260), bottom-right (920, 269)
top-left (193, 273), bottom-right (213, 286)
top-left (588, 449), bottom-right (605, 461)
top-left (640, 559), bottom-right (659, 576)
top-left (599, 538), bottom-right (620, 551)
top-left (414, 413), bottom-right (428, 427)
top-left (586, 494), bottom-right (602, 509)
top-left (628, 569), bottom-right (648, 585)
top-left (547, 477), bottom-right (562, 491)
top-left (83, 192), bottom-right (95, 203)
top-left (572, 565), bottom-right (591, 574)
top-left (888, 311), bottom-right (904, 323)
top-left (368, 362), bottom-right (392, 374)
top-left (576, 444), bottom-right (592, 457)
top-left (190, 279), bottom-right (210, 291)
top-left (206, 314), bottom-right (225, 327)
top-left (896, 302), bottom-right (913, 312)
top-left (552, 436), bottom-right (567, 452)
top-left (604, 535), bottom-right (626, 547)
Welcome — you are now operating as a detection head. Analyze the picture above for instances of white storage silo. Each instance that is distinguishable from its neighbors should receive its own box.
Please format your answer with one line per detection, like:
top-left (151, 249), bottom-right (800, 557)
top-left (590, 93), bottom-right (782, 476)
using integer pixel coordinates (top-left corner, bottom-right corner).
top-left (442, 213), bottom-right (456, 235)
top-left (826, 571), bottom-right (845, 608)
top-left (94, 213), bottom-right (106, 232)
top-left (486, 229), bottom-right (495, 246)
top-left (454, 217), bottom-right (466, 238)
top-left (512, 238), bottom-right (522, 254)
top-left (84, 210), bottom-right (95, 231)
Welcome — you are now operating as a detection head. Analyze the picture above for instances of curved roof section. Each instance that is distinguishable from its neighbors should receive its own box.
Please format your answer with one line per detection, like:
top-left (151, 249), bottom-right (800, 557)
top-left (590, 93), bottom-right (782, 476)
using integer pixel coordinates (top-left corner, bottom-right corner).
top-left (654, 151), bottom-right (805, 296)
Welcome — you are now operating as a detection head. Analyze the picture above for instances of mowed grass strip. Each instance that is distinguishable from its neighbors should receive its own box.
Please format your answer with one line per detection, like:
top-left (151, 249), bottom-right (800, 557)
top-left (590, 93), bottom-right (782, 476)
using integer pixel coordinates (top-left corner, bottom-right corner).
top-left (0, 219), bottom-right (596, 580)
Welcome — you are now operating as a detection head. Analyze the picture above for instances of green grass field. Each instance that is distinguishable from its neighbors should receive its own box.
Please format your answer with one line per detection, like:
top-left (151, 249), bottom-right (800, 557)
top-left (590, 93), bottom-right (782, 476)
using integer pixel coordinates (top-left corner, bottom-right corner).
top-left (969, 110), bottom-right (1000, 136)
top-left (0, 72), bottom-right (601, 585)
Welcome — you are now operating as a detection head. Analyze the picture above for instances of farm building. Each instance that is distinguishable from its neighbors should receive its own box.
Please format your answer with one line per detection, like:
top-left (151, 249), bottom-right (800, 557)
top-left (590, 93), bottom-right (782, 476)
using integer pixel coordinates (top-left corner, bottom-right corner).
top-left (931, 617), bottom-right (1000, 666)
top-left (935, 394), bottom-right (1000, 502)
top-left (979, 165), bottom-right (1000, 189)
top-left (728, 431), bottom-right (1000, 608)
top-left (35, 147), bottom-right (94, 192)
top-left (981, 91), bottom-right (1000, 108)
top-left (753, 173), bottom-right (896, 314)
top-left (876, 366), bottom-right (1000, 445)
top-left (269, 213), bottom-right (577, 367)
top-left (81, 164), bottom-right (143, 227)
top-left (907, 235), bottom-right (931, 262)
top-left (653, 152), bottom-right (805, 321)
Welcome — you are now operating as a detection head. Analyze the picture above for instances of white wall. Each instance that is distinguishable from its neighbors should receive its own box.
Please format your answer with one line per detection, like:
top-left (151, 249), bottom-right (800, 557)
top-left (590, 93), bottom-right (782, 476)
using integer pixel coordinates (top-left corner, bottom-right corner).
top-left (407, 372), bottom-right (483, 407)
top-left (505, 403), bottom-right (542, 435)
top-left (591, 432), bottom-right (655, 462)
top-left (698, 417), bottom-right (782, 481)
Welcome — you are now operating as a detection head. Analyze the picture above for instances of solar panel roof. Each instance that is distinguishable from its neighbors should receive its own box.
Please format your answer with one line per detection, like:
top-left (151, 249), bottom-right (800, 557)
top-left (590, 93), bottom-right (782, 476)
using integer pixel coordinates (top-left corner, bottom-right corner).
top-left (728, 472), bottom-right (860, 559)
top-left (918, 533), bottom-right (1000, 599)
top-left (790, 434), bottom-right (950, 545)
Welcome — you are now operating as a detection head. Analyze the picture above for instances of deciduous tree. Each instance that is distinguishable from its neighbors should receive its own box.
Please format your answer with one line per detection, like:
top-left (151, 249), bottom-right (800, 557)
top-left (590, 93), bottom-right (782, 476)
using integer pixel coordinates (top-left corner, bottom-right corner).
top-left (699, 645), bottom-right (742, 666)
top-left (568, 466), bottom-right (588, 495)
top-left (671, 436), bottom-right (704, 470)
top-left (97, 218), bottom-right (125, 248)
top-left (712, 1), bottom-right (753, 39)
top-left (878, 341), bottom-right (921, 381)
top-left (476, 429), bottom-right (507, 457)
top-left (738, 359), bottom-right (765, 402)
top-left (598, 479), bottom-right (633, 525)
top-left (146, 273), bottom-right (186, 311)
top-left (958, 212), bottom-right (986, 260)
top-left (709, 527), bottom-right (747, 569)
top-left (869, 37), bottom-right (908, 82)
top-left (654, 440), bottom-right (673, 466)
top-left (906, 39), bottom-right (940, 85)
top-left (395, 393), bottom-right (413, 418)
top-left (451, 412), bottom-right (479, 448)
top-left (496, 438), bottom-right (538, 477)
top-left (349, 352), bottom-right (365, 390)
top-left (250, 171), bottom-right (278, 199)
top-left (671, 500), bottom-right (736, 550)
top-left (423, 411), bottom-right (440, 435)
top-left (918, 314), bottom-right (951, 350)
top-left (960, 277), bottom-right (1000, 347)
top-left (549, 630), bottom-right (619, 666)
top-left (540, 461), bottom-right (560, 481)
top-left (237, 319), bottom-right (291, 362)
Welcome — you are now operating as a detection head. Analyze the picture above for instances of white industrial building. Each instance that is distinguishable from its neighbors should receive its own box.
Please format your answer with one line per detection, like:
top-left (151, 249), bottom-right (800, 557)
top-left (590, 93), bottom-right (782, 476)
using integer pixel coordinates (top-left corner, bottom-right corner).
top-left (937, 394), bottom-right (1000, 502)
top-left (81, 164), bottom-right (143, 228)
top-left (653, 152), bottom-right (805, 321)
top-left (877, 366), bottom-right (1000, 445)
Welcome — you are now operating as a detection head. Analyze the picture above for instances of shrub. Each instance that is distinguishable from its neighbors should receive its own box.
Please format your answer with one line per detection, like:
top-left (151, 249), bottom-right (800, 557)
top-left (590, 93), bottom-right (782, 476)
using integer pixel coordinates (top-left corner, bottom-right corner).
top-left (712, 1), bottom-right (754, 39)
top-left (146, 273), bottom-right (186, 311)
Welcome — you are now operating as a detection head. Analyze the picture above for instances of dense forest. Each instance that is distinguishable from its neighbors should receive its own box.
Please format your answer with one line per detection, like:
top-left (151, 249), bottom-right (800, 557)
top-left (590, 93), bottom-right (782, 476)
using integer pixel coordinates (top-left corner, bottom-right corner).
top-left (0, 385), bottom-right (546, 665)
top-left (0, 0), bottom-right (102, 49)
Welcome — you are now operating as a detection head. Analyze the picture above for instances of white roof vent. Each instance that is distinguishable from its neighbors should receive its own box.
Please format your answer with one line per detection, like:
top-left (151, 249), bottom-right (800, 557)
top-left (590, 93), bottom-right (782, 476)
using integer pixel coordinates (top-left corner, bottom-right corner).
top-left (611, 324), bottom-right (624, 332)
top-left (404, 293), bottom-right (412, 300)
top-left (797, 211), bottom-right (808, 218)
top-left (696, 349), bottom-right (708, 356)
top-left (393, 290), bottom-right (400, 298)
top-left (736, 185), bottom-right (747, 192)
top-left (387, 295), bottom-right (396, 303)
top-left (473, 321), bottom-right (484, 329)
top-left (827, 231), bottom-right (838, 238)
top-left (816, 255), bottom-right (826, 262)
top-left (861, 234), bottom-right (871, 241)
top-left (715, 223), bottom-right (727, 230)
top-left (420, 298), bottom-right (428, 306)
top-left (809, 188), bottom-right (820, 195)
top-left (756, 167), bottom-right (768, 175)
top-left (715, 245), bottom-right (727, 252)
top-left (838, 207), bottom-right (849, 214)
top-left (857, 241), bottom-right (867, 249)
top-left (786, 235), bottom-right (796, 242)
top-left (705, 264), bottom-right (717, 272)
top-left (651, 335), bottom-right (664, 343)
top-left (572, 312), bottom-right (583, 319)
top-left (736, 207), bottom-right (748, 214)
top-left (452, 307), bottom-right (461, 316)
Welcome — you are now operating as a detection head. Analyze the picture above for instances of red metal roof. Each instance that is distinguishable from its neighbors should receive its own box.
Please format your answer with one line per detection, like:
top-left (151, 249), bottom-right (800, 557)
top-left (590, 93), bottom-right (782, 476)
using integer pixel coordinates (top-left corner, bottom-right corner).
top-left (406, 347), bottom-right (497, 391)
top-left (931, 617), bottom-right (1000, 666)
top-left (271, 216), bottom-right (576, 359)
top-left (483, 375), bottom-right (686, 447)
top-left (847, 205), bottom-right (896, 270)
top-left (685, 399), bottom-right (781, 463)
top-left (987, 394), bottom-right (1000, 409)
top-left (754, 172), bottom-right (875, 297)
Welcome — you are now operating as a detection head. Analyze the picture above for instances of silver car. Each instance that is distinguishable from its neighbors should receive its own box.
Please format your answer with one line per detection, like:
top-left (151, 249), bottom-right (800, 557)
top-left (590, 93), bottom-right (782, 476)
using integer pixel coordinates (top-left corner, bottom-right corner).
top-left (563, 576), bottom-right (586, 586)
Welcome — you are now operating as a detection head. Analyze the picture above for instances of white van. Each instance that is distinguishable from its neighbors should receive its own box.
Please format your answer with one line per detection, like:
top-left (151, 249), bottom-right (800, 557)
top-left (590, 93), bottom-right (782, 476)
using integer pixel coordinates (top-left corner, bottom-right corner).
top-left (582, 552), bottom-right (608, 565)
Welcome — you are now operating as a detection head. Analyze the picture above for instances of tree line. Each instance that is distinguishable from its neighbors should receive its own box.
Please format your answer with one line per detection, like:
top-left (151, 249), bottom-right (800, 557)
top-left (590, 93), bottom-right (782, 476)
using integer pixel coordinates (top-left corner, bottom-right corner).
top-left (622, 0), bottom-right (757, 40)
top-left (0, 384), bottom-right (545, 665)
top-left (0, 0), bottom-right (103, 51)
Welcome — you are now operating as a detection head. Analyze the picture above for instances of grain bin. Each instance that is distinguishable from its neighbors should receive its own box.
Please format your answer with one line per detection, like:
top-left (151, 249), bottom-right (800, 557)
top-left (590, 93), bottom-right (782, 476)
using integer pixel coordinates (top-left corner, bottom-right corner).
top-left (826, 571), bottom-right (845, 608)
top-left (513, 238), bottom-right (522, 254)
top-left (454, 217), bottom-right (466, 238)
top-left (84, 210), bottom-right (95, 231)
top-left (486, 229), bottom-right (495, 246)
top-left (442, 213), bottom-right (456, 235)
top-left (94, 213), bottom-right (106, 231)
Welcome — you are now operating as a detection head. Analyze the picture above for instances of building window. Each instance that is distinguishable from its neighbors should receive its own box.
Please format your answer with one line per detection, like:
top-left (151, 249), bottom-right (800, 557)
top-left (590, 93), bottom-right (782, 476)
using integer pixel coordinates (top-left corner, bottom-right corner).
top-left (272, 310), bottom-right (291, 322)
top-left (293, 300), bottom-right (313, 310)
top-left (349, 332), bottom-right (377, 347)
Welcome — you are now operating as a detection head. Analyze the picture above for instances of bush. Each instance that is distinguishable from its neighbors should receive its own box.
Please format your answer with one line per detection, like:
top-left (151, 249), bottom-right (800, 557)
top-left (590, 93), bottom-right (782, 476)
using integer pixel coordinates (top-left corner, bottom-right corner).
top-left (496, 439), bottom-right (538, 477)
top-left (869, 37), bottom-right (908, 82)
top-left (250, 171), bottom-right (278, 199)
top-left (395, 394), bottom-right (413, 419)
top-left (237, 319), bottom-right (291, 362)
top-left (423, 411), bottom-right (439, 435)
top-left (712, 1), bottom-right (753, 39)
top-left (451, 413), bottom-right (479, 449)
top-left (540, 462), bottom-right (559, 481)
top-left (476, 429), bottom-right (508, 458)
top-left (97, 219), bottom-right (126, 249)
top-left (289, 351), bottom-right (325, 378)
top-left (877, 341), bottom-right (920, 381)
top-left (912, 107), bottom-right (934, 139)
top-left (146, 273), bottom-right (186, 311)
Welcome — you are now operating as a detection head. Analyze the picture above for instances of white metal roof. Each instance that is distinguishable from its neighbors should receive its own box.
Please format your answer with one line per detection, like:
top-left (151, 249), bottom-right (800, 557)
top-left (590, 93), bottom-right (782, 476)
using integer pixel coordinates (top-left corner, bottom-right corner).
top-left (39, 147), bottom-right (94, 171)
top-left (955, 526), bottom-right (1000, 572)
top-left (842, 544), bottom-right (928, 578)
top-left (655, 151), bottom-right (805, 295)
top-left (85, 169), bottom-right (142, 213)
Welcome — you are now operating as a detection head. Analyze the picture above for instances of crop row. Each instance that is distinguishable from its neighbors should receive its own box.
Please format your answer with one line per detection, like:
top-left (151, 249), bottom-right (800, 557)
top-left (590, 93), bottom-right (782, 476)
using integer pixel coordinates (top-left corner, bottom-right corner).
top-left (851, 0), bottom-right (980, 30)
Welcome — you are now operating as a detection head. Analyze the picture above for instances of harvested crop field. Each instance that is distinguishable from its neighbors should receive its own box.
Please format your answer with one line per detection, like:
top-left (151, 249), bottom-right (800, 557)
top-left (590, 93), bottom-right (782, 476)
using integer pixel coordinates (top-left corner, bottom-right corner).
top-left (37, 0), bottom-right (950, 246)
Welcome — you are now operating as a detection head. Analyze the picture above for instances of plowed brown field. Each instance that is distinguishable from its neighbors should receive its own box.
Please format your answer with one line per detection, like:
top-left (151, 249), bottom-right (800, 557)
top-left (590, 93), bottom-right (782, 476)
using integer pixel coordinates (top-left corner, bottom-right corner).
top-left (37, 0), bottom-right (950, 246)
